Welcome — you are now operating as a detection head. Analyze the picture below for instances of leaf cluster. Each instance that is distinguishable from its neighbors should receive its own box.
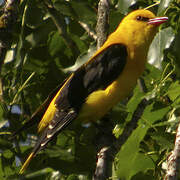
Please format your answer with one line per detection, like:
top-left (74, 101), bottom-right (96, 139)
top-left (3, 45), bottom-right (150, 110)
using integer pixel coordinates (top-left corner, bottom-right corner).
top-left (0, 0), bottom-right (179, 179)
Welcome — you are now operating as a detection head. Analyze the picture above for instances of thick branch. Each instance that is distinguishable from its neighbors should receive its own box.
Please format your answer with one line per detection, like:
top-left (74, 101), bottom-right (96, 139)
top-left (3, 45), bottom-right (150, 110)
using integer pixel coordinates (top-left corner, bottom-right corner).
top-left (164, 122), bottom-right (180, 180)
top-left (93, 1), bottom-right (111, 179)
top-left (96, 0), bottom-right (110, 49)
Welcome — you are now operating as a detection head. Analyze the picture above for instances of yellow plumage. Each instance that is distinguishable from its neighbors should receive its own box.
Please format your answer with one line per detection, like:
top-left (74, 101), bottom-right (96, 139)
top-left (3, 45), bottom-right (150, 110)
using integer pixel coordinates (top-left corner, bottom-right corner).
top-left (38, 74), bottom-right (74, 132)
top-left (19, 9), bottom-right (168, 174)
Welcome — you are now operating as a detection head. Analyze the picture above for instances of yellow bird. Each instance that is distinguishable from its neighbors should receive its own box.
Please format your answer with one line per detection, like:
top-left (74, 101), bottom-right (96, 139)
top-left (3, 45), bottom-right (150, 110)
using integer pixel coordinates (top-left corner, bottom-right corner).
top-left (19, 9), bottom-right (168, 173)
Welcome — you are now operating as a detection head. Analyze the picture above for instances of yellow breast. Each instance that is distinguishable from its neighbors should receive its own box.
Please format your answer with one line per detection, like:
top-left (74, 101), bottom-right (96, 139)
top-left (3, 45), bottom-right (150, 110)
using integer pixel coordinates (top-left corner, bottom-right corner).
top-left (78, 52), bottom-right (146, 123)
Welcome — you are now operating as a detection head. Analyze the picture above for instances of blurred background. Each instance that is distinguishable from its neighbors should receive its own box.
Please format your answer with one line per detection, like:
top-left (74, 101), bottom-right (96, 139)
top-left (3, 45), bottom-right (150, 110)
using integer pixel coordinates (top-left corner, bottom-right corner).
top-left (0, 0), bottom-right (180, 179)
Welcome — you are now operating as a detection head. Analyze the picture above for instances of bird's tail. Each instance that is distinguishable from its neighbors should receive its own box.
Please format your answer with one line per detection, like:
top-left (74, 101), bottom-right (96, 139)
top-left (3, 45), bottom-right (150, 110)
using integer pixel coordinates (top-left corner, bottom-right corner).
top-left (19, 152), bottom-right (35, 174)
top-left (19, 109), bottom-right (77, 174)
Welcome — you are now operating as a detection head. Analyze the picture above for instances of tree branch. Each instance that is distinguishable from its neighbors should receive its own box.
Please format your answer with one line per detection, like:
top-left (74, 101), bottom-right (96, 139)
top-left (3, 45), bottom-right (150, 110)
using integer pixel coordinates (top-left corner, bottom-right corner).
top-left (43, 1), bottom-right (80, 58)
top-left (164, 122), bottom-right (180, 180)
top-left (78, 21), bottom-right (97, 41)
top-left (0, 0), bottom-right (19, 101)
top-left (96, 0), bottom-right (110, 49)
top-left (93, 1), bottom-right (112, 179)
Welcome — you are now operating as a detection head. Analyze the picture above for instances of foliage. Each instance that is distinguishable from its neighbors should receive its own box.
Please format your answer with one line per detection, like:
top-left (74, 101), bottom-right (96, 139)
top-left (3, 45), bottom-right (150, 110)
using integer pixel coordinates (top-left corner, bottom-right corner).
top-left (0, 0), bottom-right (180, 179)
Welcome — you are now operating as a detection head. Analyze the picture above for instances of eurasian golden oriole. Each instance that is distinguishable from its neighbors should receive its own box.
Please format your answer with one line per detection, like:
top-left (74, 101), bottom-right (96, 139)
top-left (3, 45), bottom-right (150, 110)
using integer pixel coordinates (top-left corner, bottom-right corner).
top-left (19, 9), bottom-right (168, 173)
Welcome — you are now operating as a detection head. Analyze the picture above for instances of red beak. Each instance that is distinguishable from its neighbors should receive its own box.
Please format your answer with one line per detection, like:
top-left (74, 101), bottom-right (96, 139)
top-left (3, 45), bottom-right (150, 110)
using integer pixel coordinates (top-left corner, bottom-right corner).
top-left (148, 17), bottom-right (168, 26)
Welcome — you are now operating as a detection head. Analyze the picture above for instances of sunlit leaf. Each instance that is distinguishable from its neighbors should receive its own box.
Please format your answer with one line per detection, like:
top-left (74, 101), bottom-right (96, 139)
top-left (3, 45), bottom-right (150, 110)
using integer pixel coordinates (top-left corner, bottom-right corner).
top-left (117, 0), bottom-right (137, 14)
top-left (148, 27), bottom-right (175, 69)
top-left (157, 0), bottom-right (172, 15)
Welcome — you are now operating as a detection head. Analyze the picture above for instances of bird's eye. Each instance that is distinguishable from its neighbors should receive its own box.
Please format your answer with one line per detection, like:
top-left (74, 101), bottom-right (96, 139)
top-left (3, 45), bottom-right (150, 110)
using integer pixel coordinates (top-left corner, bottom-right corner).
top-left (136, 16), bottom-right (142, 21)
top-left (136, 16), bottom-right (149, 21)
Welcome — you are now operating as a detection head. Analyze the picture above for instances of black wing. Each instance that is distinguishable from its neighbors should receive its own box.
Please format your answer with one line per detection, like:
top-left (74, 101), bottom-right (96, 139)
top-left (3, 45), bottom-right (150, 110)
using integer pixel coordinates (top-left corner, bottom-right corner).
top-left (30, 43), bottom-right (127, 155)
top-left (55, 43), bottom-right (127, 111)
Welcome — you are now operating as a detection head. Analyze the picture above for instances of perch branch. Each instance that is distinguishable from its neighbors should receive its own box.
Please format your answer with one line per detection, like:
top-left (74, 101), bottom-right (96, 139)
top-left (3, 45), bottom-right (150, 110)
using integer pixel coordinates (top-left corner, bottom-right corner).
top-left (96, 0), bottom-right (110, 49)
top-left (93, 1), bottom-right (112, 179)
top-left (164, 122), bottom-right (180, 180)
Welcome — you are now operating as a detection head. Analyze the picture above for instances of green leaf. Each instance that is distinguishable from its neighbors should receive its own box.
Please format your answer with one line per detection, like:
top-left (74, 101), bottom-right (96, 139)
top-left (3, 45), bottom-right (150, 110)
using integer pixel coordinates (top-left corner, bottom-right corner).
top-left (0, 138), bottom-right (13, 150)
top-left (53, 1), bottom-right (74, 17)
top-left (26, 19), bottom-right (56, 47)
top-left (116, 124), bottom-right (152, 180)
top-left (116, 102), bottom-right (170, 179)
top-left (63, 44), bottom-right (96, 72)
top-left (67, 174), bottom-right (79, 180)
top-left (25, 0), bottom-right (44, 29)
top-left (148, 27), bottom-right (175, 69)
top-left (23, 168), bottom-right (53, 179)
top-left (109, 10), bottom-right (124, 33)
top-left (150, 131), bottom-right (173, 150)
top-left (117, 0), bottom-right (137, 14)
top-left (157, 0), bottom-right (172, 15)
top-left (172, 32), bottom-right (180, 77)
top-left (1, 149), bottom-right (16, 179)
top-left (166, 81), bottom-right (180, 102)
top-left (48, 31), bottom-right (69, 57)
top-left (0, 0), bottom-right (177, 178)
top-left (0, 104), bottom-right (5, 127)
top-left (70, 1), bottom-right (96, 23)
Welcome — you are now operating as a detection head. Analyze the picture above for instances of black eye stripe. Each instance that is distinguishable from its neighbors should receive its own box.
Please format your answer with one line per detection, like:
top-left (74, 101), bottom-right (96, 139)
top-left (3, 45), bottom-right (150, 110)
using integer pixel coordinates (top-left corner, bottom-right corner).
top-left (136, 16), bottom-right (149, 21)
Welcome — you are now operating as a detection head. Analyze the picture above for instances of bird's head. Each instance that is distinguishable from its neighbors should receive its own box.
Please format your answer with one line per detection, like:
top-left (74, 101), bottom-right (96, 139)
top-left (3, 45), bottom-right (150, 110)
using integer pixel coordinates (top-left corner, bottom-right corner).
top-left (122, 9), bottom-right (168, 26)
top-left (115, 9), bottom-right (168, 50)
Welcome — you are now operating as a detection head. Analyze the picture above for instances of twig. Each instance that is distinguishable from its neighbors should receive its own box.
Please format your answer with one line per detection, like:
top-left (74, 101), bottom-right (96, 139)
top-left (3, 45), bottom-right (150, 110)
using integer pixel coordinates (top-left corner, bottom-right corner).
top-left (144, 1), bottom-right (160, 10)
top-left (78, 21), bottom-right (97, 41)
top-left (43, 1), bottom-right (80, 58)
top-left (164, 122), bottom-right (180, 180)
top-left (10, 72), bottom-right (35, 105)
